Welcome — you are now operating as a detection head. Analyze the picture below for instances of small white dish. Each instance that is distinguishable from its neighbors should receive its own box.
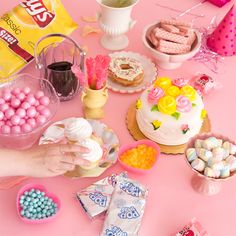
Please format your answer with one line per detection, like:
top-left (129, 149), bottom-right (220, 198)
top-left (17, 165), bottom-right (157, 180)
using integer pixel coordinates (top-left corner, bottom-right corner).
top-left (107, 51), bottom-right (157, 94)
top-left (142, 22), bottom-right (201, 70)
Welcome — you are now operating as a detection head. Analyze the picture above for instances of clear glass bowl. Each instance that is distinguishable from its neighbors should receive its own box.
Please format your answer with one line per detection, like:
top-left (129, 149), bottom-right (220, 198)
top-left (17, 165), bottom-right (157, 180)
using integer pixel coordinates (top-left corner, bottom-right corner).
top-left (0, 73), bottom-right (59, 150)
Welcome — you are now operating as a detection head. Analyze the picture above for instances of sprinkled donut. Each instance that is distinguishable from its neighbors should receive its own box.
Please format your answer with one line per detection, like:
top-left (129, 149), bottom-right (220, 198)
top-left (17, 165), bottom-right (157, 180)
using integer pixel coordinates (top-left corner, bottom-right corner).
top-left (108, 57), bottom-right (144, 86)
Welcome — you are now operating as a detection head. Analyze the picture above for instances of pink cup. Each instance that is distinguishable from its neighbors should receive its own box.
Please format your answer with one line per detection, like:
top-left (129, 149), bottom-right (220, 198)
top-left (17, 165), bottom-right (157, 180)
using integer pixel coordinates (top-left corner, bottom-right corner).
top-left (185, 133), bottom-right (236, 195)
top-left (16, 184), bottom-right (61, 224)
top-left (118, 139), bottom-right (160, 174)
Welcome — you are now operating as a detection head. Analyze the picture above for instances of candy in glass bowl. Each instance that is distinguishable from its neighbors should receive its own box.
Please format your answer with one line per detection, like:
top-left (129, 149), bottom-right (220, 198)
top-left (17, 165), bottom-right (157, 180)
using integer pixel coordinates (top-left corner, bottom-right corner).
top-left (0, 73), bottom-right (59, 150)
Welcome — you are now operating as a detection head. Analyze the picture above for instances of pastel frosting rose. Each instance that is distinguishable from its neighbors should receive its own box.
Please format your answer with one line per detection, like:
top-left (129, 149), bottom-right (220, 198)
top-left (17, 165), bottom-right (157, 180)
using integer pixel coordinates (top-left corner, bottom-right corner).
top-left (158, 95), bottom-right (176, 115)
top-left (153, 77), bottom-right (172, 90)
top-left (148, 87), bottom-right (164, 104)
top-left (176, 95), bottom-right (192, 113)
top-left (172, 78), bottom-right (187, 88)
top-left (166, 86), bottom-right (180, 97)
top-left (180, 85), bottom-right (196, 101)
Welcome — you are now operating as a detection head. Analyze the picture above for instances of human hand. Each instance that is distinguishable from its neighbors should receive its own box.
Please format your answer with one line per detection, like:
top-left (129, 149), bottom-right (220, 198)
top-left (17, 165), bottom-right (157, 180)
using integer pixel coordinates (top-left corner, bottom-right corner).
top-left (22, 143), bottom-right (90, 177)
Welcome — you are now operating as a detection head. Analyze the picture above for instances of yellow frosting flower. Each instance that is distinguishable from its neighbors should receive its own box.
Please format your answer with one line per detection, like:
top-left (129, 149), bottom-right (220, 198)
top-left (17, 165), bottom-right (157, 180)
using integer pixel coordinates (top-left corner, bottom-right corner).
top-left (180, 85), bottom-right (196, 101)
top-left (136, 99), bottom-right (142, 110)
top-left (166, 86), bottom-right (180, 97)
top-left (154, 77), bottom-right (172, 90)
top-left (201, 109), bottom-right (207, 119)
top-left (158, 95), bottom-right (176, 115)
top-left (151, 120), bottom-right (162, 130)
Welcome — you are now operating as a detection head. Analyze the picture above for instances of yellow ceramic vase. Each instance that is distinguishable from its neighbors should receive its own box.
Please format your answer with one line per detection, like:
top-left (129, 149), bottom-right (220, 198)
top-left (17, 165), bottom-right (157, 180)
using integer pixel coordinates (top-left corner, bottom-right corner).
top-left (81, 86), bottom-right (108, 119)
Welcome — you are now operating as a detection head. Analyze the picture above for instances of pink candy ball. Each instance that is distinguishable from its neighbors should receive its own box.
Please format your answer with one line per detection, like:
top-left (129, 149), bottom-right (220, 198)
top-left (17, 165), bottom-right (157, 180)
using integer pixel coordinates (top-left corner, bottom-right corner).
top-left (4, 108), bottom-right (15, 119)
top-left (0, 98), bottom-right (5, 105)
top-left (1, 125), bottom-right (11, 134)
top-left (0, 103), bottom-right (9, 112)
top-left (11, 126), bottom-right (21, 134)
top-left (26, 95), bottom-right (36, 106)
top-left (34, 100), bottom-right (39, 107)
top-left (0, 111), bottom-right (4, 121)
top-left (11, 98), bottom-right (21, 108)
top-left (27, 118), bottom-right (36, 128)
top-left (21, 123), bottom-right (32, 133)
top-left (6, 121), bottom-right (13, 127)
top-left (21, 102), bottom-right (31, 110)
top-left (39, 108), bottom-right (51, 117)
top-left (0, 121), bottom-right (5, 126)
top-left (19, 119), bottom-right (26, 126)
top-left (23, 87), bottom-right (31, 95)
top-left (35, 91), bottom-right (44, 99)
top-left (16, 108), bottom-right (26, 118)
top-left (26, 107), bottom-right (37, 118)
top-left (3, 92), bottom-right (11, 102)
top-left (36, 115), bottom-right (47, 125)
top-left (16, 92), bottom-right (25, 101)
top-left (10, 115), bottom-right (21, 126)
top-left (12, 88), bottom-right (21, 95)
top-left (36, 105), bottom-right (45, 112)
top-left (39, 96), bottom-right (50, 106)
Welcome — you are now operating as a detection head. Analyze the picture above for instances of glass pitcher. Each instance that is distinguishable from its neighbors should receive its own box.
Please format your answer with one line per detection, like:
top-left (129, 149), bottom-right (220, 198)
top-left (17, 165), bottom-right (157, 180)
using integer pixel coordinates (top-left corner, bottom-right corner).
top-left (34, 34), bottom-right (86, 101)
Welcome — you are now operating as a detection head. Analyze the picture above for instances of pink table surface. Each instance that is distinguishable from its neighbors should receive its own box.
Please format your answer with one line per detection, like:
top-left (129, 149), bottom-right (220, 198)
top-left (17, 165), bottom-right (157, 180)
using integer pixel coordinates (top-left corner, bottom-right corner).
top-left (1, 0), bottom-right (236, 235)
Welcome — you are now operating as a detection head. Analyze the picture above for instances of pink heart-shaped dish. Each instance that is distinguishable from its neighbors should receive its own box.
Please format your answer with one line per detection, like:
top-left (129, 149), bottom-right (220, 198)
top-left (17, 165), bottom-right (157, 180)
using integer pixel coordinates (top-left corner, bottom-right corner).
top-left (16, 184), bottom-right (61, 224)
top-left (118, 139), bottom-right (160, 174)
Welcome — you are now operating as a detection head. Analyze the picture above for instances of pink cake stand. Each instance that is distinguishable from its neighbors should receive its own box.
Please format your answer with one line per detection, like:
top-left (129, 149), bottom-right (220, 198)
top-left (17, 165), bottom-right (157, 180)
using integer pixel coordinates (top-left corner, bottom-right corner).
top-left (185, 133), bottom-right (236, 196)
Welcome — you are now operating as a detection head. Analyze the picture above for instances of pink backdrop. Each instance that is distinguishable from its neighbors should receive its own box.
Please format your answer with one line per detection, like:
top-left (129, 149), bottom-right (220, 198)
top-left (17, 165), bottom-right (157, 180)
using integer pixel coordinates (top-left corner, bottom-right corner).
top-left (0, 0), bottom-right (236, 235)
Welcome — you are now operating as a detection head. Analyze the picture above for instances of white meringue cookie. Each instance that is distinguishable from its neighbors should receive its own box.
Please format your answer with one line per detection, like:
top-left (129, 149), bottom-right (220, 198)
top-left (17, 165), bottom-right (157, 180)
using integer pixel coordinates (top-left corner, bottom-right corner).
top-left (65, 118), bottom-right (93, 141)
top-left (77, 138), bottom-right (103, 163)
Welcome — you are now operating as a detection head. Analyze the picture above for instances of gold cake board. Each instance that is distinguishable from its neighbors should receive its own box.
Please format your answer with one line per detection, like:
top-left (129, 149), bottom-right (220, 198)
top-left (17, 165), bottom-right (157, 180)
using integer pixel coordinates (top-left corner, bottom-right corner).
top-left (126, 103), bottom-right (211, 154)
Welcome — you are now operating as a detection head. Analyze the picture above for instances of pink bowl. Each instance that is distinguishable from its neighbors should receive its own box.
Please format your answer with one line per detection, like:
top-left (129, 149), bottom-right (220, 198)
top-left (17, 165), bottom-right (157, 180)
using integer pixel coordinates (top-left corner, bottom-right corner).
top-left (185, 133), bottom-right (236, 195)
top-left (16, 184), bottom-right (61, 224)
top-left (118, 139), bottom-right (160, 174)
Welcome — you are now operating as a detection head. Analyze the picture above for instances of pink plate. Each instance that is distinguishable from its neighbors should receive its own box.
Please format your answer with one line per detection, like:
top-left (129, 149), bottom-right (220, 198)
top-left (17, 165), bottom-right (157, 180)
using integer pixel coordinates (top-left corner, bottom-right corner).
top-left (16, 184), bottom-right (61, 224)
top-left (118, 139), bottom-right (160, 174)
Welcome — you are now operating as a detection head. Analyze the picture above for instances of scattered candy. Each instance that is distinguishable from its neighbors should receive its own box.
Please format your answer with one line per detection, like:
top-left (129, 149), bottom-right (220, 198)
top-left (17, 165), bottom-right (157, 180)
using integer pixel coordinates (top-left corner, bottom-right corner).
top-left (174, 217), bottom-right (209, 236)
top-left (190, 74), bottom-right (219, 96)
top-left (0, 87), bottom-right (51, 134)
top-left (82, 25), bottom-right (101, 37)
top-left (186, 136), bottom-right (236, 179)
top-left (81, 15), bottom-right (98, 23)
top-left (119, 144), bottom-right (157, 170)
top-left (19, 188), bottom-right (58, 220)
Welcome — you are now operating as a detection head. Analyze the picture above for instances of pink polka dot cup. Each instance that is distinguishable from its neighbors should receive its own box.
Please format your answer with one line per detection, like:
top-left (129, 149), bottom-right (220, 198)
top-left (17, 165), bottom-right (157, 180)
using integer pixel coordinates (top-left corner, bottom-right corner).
top-left (0, 73), bottom-right (59, 150)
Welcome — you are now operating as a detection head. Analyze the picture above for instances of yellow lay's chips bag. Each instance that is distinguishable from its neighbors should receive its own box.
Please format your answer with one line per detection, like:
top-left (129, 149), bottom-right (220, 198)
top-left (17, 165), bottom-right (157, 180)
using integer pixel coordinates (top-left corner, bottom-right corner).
top-left (0, 0), bottom-right (78, 79)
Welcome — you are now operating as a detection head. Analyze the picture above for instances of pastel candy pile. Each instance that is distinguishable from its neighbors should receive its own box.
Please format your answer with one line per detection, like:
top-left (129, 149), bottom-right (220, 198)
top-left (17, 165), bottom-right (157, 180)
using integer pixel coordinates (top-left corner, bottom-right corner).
top-left (0, 87), bottom-right (51, 134)
top-left (148, 19), bottom-right (196, 55)
top-left (19, 188), bottom-right (58, 220)
top-left (186, 136), bottom-right (236, 178)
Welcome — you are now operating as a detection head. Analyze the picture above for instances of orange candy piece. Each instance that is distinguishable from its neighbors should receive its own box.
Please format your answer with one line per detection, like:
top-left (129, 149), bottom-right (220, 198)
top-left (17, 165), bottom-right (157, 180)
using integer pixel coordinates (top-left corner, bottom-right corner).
top-left (120, 144), bottom-right (157, 170)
